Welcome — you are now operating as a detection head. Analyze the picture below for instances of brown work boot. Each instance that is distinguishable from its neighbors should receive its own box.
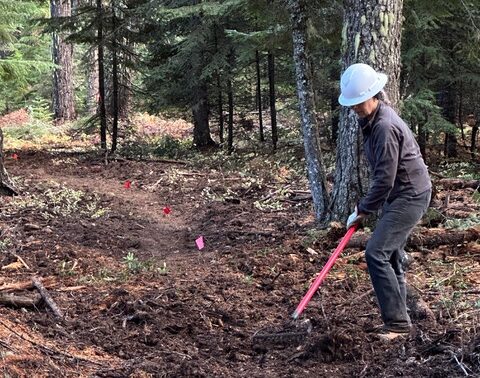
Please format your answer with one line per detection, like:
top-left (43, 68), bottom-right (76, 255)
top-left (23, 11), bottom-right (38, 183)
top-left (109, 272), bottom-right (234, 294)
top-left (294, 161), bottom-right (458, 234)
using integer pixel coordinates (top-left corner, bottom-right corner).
top-left (373, 326), bottom-right (411, 342)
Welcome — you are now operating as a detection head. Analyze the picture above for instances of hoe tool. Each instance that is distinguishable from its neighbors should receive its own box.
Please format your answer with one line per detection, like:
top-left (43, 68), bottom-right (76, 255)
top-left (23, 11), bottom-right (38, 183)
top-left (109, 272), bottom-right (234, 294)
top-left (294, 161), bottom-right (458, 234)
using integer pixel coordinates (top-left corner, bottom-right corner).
top-left (253, 225), bottom-right (358, 345)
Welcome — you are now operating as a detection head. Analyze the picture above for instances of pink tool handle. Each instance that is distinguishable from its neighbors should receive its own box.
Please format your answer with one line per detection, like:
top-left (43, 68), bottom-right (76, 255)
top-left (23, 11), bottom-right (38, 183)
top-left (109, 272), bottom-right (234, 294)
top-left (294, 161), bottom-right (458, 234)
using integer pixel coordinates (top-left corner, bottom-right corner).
top-left (292, 225), bottom-right (358, 320)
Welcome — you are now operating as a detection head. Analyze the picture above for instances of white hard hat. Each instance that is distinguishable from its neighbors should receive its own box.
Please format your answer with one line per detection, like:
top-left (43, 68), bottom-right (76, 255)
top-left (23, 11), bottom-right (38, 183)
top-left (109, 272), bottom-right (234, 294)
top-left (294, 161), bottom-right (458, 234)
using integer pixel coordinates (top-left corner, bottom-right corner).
top-left (338, 63), bottom-right (388, 106)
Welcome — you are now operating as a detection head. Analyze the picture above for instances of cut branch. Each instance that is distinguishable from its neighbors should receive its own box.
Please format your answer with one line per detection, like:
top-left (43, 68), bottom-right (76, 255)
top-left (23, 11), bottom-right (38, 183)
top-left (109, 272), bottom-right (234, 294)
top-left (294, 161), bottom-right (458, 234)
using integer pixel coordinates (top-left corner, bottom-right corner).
top-left (0, 277), bottom-right (55, 293)
top-left (0, 293), bottom-right (41, 308)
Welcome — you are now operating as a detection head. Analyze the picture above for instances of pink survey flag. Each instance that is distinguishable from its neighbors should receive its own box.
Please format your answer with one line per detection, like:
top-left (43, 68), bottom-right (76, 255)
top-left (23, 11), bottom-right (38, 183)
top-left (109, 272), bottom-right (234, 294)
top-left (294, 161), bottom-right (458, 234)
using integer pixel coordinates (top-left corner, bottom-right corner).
top-left (124, 180), bottom-right (131, 189)
top-left (195, 236), bottom-right (204, 250)
top-left (163, 206), bottom-right (171, 215)
top-left (12, 153), bottom-right (18, 160)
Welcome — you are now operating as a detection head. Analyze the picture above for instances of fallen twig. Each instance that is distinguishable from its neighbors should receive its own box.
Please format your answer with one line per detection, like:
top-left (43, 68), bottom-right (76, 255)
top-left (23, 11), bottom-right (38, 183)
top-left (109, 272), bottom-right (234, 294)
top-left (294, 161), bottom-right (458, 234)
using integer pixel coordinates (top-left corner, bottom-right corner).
top-left (32, 277), bottom-right (63, 319)
top-left (11, 253), bottom-right (30, 270)
top-left (450, 351), bottom-right (470, 376)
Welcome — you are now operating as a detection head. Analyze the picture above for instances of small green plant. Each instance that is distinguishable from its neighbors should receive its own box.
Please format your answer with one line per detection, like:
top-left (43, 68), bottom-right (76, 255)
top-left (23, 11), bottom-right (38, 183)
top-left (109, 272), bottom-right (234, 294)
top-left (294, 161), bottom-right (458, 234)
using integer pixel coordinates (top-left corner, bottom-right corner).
top-left (0, 238), bottom-right (12, 252)
top-left (444, 215), bottom-right (480, 230)
top-left (244, 274), bottom-right (254, 285)
top-left (14, 188), bottom-right (109, 220)
top-left (123, 251), bottom-right (143, 273)
top-left (157, 262), bottom-right (168, 276)
top-left (59, 260), bottom-right (78, 276)
top-left (122, 251), bottom-right (156, 274)
top-left (253, 198), bottom-right (284, 211)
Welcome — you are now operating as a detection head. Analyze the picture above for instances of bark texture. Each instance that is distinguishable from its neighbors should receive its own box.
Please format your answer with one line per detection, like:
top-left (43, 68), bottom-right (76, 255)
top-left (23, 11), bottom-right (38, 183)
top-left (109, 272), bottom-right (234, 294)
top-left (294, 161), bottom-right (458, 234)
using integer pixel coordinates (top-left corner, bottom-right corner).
top-left (268, 52), bottom-right (278, 150)
top-left (330, 0), bottom-right (404, 222)
top-left (97, 0), bottom-right (107, 150)
top-left (192, 83), bottom-right (215, 148)
top-left (255, 50), bottom-right (265, 142)
top-left (86, 48), bottom-right (99, 115)
top-left (51, 0), bottom-right (76, 123)
top-left (288, 0), bottom-right (330, 222)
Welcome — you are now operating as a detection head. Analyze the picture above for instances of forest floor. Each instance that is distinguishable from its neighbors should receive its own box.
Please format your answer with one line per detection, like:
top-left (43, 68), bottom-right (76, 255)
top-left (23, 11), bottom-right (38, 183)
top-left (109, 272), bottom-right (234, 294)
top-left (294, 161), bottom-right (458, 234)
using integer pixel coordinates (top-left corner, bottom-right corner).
top-left (0, 143), bottom-right (479, 377)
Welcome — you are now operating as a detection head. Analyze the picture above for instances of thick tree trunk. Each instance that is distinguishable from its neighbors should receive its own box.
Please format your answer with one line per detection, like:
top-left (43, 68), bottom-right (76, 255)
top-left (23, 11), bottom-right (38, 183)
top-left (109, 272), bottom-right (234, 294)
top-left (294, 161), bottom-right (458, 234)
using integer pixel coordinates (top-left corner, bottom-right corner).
top-left (97, 0), bottom-right (107, 151)
top-left (330, 0), bottom-right (404, 222)
top-left (268, 52), bottom-right (278, 150)
top-left (51, 0), bottom-right (76, 123)
top-left (287, 0), bottom-right (330, 222)
top-left (256, 50), bottom-right (265, 142)
top-left (192, 83), bottom-right (215, 148)
top-left (330, 93), bottom-right (339, 146)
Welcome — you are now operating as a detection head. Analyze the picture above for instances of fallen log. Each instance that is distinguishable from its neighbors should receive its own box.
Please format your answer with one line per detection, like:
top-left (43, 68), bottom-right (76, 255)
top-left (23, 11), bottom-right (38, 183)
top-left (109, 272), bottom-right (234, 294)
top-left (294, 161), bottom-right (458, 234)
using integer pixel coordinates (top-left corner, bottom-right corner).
top-left (346, 227), bottom-right (480, 250)
top-left (0, 292), bottom-right (41, 308)
top-left (0, 277), bottom-right (55, 293)
top-left (32, 277), bottom-right (64, 318)
top-left (434, 178), bottom-right (480, 190)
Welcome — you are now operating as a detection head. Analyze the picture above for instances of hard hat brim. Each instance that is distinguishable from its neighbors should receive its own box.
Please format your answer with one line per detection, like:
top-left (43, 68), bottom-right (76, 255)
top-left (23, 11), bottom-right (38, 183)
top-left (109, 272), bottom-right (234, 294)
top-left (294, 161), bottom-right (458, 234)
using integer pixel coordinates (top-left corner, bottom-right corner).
top-left (338, 73), bottom-right (388, 107)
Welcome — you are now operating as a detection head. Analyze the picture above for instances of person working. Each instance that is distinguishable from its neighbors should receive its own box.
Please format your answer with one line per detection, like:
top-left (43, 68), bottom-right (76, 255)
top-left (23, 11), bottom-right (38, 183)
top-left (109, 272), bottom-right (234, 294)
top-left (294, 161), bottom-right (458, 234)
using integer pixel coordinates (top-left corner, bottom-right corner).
top-left (338, 63), bottom-right (432, 340)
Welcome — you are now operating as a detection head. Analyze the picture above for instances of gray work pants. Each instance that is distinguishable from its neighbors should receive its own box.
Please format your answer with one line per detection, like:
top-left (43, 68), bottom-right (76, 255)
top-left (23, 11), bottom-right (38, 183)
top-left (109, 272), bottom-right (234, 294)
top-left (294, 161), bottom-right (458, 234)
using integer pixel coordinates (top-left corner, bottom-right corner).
top-left (365, 189), bottom-right (431, 331)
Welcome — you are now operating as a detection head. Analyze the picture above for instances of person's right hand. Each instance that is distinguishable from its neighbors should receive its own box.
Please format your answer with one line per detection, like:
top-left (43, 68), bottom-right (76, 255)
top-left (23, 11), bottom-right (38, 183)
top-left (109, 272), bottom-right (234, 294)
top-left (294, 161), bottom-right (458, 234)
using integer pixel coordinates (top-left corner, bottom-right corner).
top-left (346, 207), bottom-right (366, 229)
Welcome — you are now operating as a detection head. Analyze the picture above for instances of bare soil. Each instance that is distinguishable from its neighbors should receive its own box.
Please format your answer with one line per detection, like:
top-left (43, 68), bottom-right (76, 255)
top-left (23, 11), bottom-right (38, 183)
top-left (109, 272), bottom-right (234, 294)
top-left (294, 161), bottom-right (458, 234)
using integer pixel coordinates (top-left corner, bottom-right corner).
top-left (0, 149), bottom-right (479, 377)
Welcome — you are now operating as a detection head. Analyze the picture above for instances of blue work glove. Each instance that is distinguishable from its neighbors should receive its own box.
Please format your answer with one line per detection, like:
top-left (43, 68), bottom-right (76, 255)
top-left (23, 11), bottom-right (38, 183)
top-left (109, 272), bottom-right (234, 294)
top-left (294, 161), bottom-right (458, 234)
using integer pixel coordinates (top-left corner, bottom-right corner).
top-left (346, 206), bottom-right (366, 229)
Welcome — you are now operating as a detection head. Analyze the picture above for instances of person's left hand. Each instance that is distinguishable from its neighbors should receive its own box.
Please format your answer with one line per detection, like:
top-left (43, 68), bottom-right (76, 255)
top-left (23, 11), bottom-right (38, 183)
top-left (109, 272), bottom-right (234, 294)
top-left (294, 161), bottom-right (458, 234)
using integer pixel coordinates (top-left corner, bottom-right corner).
top-left (346, 206), bottom-right (366, 229)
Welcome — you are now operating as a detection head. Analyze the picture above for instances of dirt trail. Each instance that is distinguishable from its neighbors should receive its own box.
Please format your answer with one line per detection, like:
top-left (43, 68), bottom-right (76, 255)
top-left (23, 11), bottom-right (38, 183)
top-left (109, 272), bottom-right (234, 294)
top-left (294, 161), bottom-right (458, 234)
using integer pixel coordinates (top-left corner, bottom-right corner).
top-left (18, 154), bottom-right (200, 265)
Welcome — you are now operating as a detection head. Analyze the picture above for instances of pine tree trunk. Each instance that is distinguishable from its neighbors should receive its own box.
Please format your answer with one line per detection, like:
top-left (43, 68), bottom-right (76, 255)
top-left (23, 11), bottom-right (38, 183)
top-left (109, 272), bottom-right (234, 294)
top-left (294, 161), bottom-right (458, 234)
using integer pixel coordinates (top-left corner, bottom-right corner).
top-left (51, 0), bottom-right (76, 124)
top-left (330, 0), bottom-right (404, 222)
top-left (439, 88), bottom-right (458, 158)
top-left (85, 0), bottom-right (98, 115)
top-left (192, 83), bottom-right (215, 148)
top-left (268, 52), bottom-right (278, 150)
top-left (287, 0), bottom-right (330, 222)
top-left (118, 25), bottom-right (133, 122)
top-left (110, 0), bottom-right (119, 153)
top-left (97, 0), bottom-right (107, 151)
top-left (227, 77), bottom-right (234, 153)
top-left (256, 50), bottom-right (265, 142)
top-left (86, 48), bottom-right (99, 115)
top-left (216, 74), bottom-right (224, 144)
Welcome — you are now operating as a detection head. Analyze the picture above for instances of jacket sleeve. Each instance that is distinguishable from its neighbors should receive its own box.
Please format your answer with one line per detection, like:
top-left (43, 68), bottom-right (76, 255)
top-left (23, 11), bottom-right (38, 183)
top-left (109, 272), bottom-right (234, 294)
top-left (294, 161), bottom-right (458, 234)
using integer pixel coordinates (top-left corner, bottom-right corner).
top-left (357, 124), bottom-right (400, 214)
